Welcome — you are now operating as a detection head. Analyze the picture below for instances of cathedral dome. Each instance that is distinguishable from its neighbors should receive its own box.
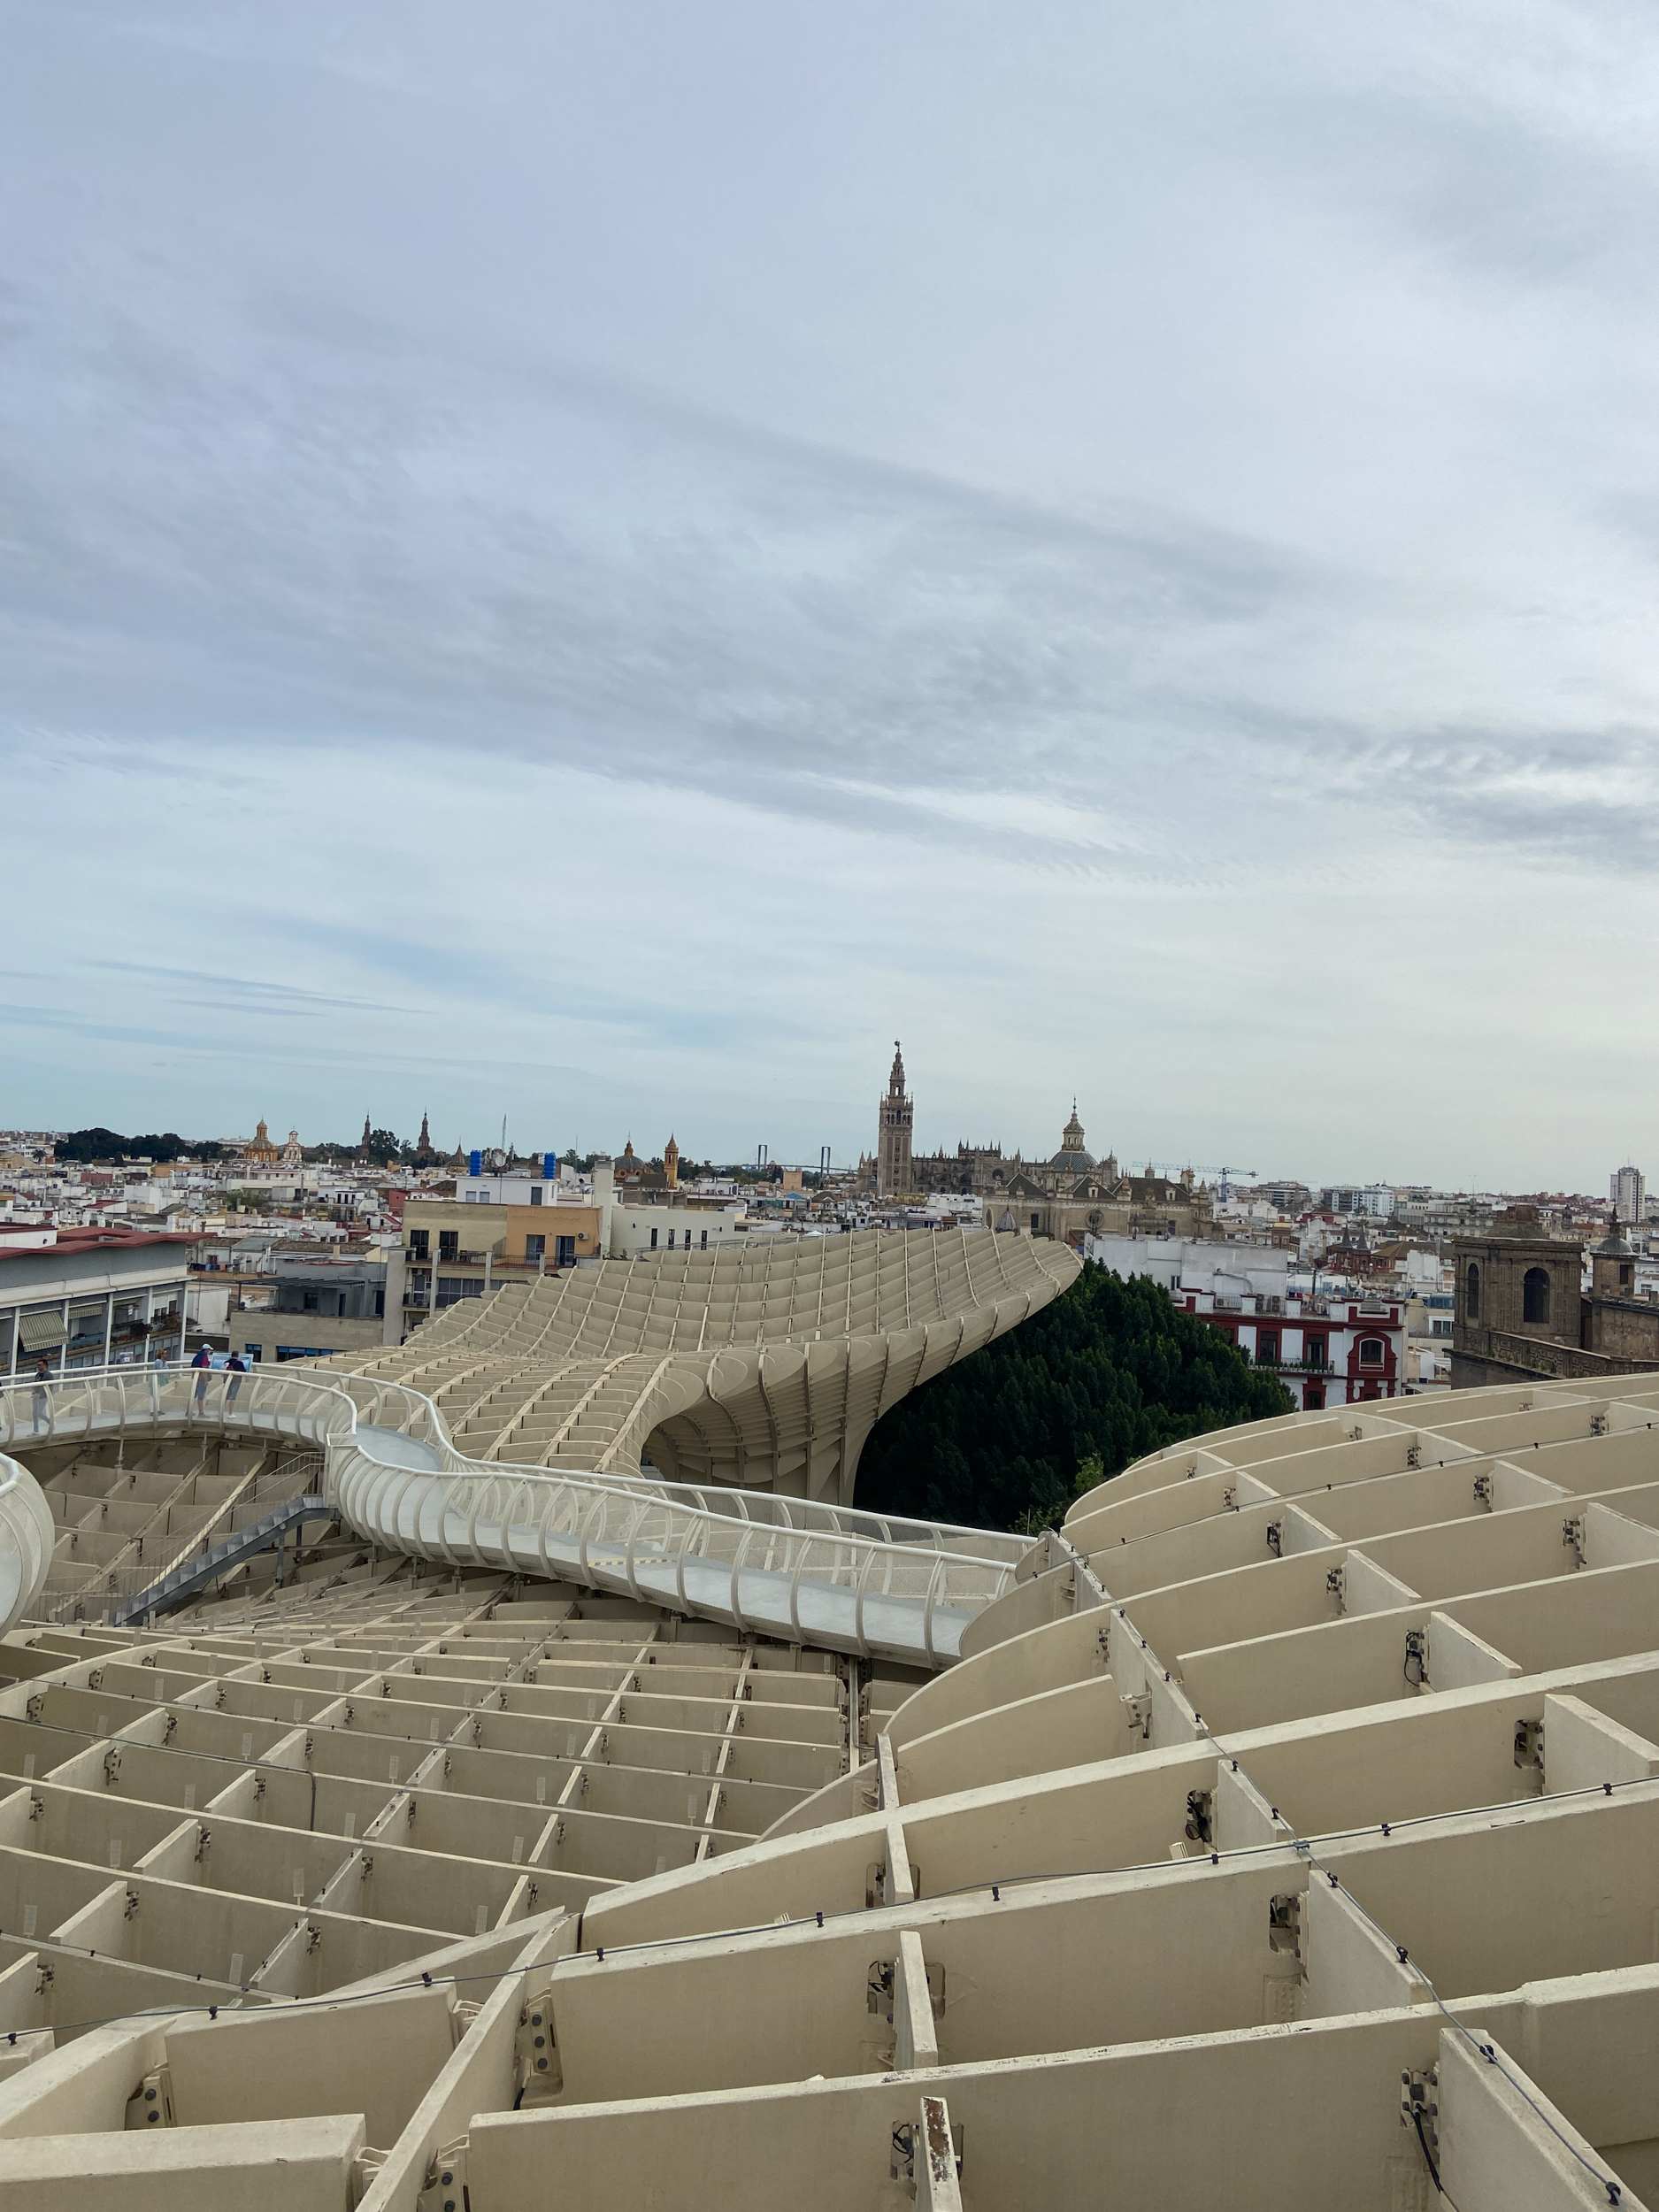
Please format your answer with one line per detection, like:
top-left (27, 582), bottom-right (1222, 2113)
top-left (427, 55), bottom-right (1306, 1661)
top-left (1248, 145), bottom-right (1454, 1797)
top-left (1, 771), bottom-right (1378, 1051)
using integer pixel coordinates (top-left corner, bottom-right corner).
top-left (1049, 1102), bottom-right (1095, 1175)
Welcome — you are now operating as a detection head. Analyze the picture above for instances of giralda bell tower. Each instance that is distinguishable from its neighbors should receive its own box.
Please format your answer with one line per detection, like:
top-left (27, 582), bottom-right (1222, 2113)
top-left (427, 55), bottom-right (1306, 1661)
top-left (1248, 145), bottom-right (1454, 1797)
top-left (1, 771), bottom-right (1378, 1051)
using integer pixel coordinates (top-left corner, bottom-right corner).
top-left (877, 1040), bottom-right (913, 1196)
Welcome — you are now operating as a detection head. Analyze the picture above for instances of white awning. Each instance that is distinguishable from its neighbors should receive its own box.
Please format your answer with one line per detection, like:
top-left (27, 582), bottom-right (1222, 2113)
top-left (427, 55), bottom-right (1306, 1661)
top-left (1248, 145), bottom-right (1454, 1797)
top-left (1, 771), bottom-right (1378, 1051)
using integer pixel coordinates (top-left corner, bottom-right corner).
top-left (18, 1310), bottom-right (67, 1350)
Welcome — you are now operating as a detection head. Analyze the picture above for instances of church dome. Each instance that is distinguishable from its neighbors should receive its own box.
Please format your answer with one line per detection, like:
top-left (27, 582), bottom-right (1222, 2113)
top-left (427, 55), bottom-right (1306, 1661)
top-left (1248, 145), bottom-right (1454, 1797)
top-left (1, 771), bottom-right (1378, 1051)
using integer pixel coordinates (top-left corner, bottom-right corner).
top-left (1049, 1102), bottom-right (1095, 1175)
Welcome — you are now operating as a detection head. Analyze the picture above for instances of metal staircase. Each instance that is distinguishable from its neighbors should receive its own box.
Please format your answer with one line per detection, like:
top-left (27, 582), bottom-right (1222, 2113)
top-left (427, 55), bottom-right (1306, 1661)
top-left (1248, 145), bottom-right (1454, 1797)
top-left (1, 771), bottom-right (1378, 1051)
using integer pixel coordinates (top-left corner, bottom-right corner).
top-left (107, 1491), bottom-right (334, 1626)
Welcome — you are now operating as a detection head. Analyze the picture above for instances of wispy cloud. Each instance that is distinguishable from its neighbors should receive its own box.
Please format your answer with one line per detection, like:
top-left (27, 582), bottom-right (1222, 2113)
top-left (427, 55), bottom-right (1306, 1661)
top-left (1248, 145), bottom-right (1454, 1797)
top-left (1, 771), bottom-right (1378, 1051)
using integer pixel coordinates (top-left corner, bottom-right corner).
top-left (4, 1), bottom-right (1659, 1179)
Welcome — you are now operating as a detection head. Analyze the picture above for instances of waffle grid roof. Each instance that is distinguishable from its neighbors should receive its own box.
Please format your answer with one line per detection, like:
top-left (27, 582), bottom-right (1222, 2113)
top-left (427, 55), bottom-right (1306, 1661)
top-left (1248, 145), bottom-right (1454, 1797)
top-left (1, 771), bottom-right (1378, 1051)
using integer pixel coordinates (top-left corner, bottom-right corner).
top-left (324, 1227), bottom-right (1080, 1502)
top-left (4, 1375), bottom-right (1659, 2205)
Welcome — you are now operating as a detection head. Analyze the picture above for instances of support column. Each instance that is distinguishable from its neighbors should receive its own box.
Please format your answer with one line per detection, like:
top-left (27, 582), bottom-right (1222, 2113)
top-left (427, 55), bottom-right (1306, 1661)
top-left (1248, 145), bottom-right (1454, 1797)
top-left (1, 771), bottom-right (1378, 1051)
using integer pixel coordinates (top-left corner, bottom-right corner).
top-left (382, 1242), bottom-right (406, 1348)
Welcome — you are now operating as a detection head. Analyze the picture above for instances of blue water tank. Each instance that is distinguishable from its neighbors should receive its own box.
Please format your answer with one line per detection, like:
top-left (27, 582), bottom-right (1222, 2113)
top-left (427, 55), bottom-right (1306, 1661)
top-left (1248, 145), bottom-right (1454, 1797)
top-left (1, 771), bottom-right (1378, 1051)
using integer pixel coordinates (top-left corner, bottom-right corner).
top-left (543, 1152), bottom-right (557, 1180)
top-left (469, 1150), bottom-right (482, 1178)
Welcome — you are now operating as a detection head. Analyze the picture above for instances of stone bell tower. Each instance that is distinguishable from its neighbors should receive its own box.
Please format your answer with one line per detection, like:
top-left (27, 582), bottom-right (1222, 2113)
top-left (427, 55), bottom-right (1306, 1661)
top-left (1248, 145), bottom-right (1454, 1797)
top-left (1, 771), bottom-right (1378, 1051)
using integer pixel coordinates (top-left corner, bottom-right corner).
top-left (877, 1041), bottom-right (913, 1197)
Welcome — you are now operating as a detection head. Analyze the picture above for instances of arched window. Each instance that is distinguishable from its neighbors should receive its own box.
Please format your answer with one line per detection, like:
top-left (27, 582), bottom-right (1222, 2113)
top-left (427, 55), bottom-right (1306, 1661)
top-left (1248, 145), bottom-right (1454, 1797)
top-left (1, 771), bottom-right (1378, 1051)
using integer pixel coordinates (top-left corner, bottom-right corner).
top-left (1358, 1337), bottom-right (1384, 1366)
top-left (1466, 1262), bottom-right (1479, 1320)
top-left (1523, 1267), bottom-right (1550, 1325)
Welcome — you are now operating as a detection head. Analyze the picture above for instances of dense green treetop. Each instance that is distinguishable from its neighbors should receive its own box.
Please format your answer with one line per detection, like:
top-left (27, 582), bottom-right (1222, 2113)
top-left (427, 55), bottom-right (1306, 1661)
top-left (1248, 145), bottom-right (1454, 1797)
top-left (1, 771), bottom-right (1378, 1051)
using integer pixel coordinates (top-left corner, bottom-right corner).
top-left (854, 1261), bottom-right (1294, 1532)
top-left (52, 1128), bottom-right (221, 1164)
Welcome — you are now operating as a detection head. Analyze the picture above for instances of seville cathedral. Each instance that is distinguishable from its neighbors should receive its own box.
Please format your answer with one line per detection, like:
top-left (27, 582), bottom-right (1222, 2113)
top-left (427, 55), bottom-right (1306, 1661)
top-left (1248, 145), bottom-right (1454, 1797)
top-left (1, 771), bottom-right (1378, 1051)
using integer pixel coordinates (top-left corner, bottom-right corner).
top-left (861, 1040), bottom-right (1217, 1245)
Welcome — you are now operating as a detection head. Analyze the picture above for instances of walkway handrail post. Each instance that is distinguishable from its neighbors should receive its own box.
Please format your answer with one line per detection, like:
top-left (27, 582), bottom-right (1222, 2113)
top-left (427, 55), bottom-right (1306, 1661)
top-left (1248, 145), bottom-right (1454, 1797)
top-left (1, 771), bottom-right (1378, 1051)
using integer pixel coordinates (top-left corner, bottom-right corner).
top-left (727, 1525), bottom-right (756, 1638)
top-left (920, 1554), bottom-right (946, 1669)
top-left (852, 1539), bottom-right (879, 1657)
top-left (787, 1537), bottom-right (807, 1646)
top-left (622, 1496), bottom-right (647, 1604)
top-left (674, 1517), bottom-right (691, 1615)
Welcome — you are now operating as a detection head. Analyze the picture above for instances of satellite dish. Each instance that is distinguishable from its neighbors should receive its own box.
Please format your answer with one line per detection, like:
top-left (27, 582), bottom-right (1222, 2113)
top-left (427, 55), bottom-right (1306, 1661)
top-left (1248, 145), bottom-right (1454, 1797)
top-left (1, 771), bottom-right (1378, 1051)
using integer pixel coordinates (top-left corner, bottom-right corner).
top-left (486, 1148), bottom-right (508, 1171)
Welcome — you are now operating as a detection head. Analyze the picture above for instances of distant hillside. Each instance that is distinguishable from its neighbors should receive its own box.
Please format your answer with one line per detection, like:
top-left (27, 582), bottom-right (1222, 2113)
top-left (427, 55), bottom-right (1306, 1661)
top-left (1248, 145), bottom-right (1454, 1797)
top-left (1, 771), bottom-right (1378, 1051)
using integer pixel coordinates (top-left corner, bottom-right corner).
top-left (854, 1260), bottom-right (1294, 1532)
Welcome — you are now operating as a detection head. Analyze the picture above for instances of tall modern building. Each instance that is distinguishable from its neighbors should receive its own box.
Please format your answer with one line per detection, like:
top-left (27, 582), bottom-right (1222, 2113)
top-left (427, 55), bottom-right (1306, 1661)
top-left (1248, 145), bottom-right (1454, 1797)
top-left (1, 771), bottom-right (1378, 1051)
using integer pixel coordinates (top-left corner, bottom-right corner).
top-left (1612, 1164), bottom-right (1646, 1225)
top-left (876, 1039), bottom-right (914, 1196)
top-left (0, 1255), bottom-right (1656, 2207)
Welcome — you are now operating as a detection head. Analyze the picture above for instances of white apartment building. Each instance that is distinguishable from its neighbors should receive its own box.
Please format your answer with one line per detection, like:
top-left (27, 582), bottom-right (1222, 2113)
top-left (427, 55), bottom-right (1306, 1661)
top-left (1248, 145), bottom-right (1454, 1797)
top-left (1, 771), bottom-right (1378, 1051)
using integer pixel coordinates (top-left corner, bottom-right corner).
top-left (0, 1225), bottom-right (189, 1373)
top-left (1085, 1234), bottom-right (1403, 1405)
top-left (1611, 1164), bottom-right (1646, 1225)
top-left (1317, 1183), bottom-right (1395, 1217)
top-left (1086, 1233), bottom-right (1292, 1302)
top-left (606, 1202), bottom-right (747, 1259)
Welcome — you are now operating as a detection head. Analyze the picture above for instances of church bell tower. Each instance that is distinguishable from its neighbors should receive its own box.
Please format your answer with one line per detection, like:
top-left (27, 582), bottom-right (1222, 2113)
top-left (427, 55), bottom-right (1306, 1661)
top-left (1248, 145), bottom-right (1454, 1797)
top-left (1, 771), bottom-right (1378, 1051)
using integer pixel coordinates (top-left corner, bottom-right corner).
top-left (877, 1041), bottom-right (913, 1196)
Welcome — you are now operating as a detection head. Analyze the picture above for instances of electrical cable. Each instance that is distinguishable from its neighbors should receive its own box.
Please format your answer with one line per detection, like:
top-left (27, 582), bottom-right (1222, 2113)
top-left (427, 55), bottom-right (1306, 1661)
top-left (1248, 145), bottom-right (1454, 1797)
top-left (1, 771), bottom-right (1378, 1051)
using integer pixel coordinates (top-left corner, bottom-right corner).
top-left (1410, 2102), bottom-right (1445, 2197)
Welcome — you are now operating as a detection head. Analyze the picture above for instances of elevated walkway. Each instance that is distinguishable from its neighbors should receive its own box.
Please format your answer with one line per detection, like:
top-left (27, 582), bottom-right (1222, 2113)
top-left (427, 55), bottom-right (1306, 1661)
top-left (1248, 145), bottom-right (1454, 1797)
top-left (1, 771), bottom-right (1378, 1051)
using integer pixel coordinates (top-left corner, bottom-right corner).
top-left (0, 1365), bottom-right (1026, 1663)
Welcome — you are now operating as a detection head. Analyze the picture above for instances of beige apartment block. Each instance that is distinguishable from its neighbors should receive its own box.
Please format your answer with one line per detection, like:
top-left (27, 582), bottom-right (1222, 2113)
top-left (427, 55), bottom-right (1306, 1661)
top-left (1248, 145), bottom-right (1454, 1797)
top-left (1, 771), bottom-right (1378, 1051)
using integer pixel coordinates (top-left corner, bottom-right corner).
top-left (401, 1199), bottom-right (605, 1294)
top-left (0, 1346), bottom-right (1657, 2203)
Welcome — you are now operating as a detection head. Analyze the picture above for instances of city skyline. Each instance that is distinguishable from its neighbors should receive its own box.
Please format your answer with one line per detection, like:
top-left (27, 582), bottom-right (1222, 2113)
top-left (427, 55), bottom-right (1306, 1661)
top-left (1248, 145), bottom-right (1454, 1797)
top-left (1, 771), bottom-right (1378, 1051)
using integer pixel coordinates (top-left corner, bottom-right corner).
top-left (3, 1076), bottom-right (1647, 1205)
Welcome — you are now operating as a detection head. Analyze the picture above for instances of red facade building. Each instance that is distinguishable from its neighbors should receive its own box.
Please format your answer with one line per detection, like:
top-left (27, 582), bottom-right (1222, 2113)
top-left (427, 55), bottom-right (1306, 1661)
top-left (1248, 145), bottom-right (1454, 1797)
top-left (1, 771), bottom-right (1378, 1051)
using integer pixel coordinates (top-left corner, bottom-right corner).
top-left (1179, 1286), bottom-right (1402, 1409)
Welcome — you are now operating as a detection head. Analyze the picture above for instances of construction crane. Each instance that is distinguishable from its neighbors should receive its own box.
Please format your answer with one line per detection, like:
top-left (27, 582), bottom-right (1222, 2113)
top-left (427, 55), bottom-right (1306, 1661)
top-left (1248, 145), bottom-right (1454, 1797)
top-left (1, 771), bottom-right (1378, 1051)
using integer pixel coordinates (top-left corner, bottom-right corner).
top-left (1133, 1162), bottom-right (1259, 1200)
top-left (1134, 1161), bottom-right (1259, 1179)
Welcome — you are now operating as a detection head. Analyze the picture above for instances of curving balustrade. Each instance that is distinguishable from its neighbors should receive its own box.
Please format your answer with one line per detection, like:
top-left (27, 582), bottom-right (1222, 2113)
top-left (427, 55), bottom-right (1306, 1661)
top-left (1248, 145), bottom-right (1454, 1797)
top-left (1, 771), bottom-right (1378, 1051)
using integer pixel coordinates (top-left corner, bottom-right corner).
top-left (0, 1365), bottom-right (1026, 1661)
top-left (0, 1441), bottom-right (55, 1637)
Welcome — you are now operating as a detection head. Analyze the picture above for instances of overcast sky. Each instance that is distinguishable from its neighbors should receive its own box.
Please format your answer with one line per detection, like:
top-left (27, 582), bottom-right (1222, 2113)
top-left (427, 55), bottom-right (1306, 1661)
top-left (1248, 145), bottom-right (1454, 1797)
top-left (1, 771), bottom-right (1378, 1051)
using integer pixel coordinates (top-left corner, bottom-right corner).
top-left (4, 2), bottom-right (1658, 1186)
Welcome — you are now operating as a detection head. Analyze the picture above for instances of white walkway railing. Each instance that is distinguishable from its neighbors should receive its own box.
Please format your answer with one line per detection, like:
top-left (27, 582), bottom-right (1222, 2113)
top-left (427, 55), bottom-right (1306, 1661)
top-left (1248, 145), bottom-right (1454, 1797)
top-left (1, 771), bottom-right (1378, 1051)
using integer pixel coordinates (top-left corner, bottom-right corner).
top-left (0, 1365), bottom-right (1026, 1663)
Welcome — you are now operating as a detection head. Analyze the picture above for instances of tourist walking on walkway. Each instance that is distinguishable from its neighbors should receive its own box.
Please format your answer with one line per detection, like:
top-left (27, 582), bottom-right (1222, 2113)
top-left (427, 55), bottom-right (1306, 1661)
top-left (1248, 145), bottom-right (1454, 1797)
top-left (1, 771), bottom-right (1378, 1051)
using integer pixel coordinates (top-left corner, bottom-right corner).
top-left (226, 1349), bottom-right (247, 1409)
top-left (31, 1356), bottom-right (50, 1433)
top-left (191, 1340), bottom-right (213, 1413)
